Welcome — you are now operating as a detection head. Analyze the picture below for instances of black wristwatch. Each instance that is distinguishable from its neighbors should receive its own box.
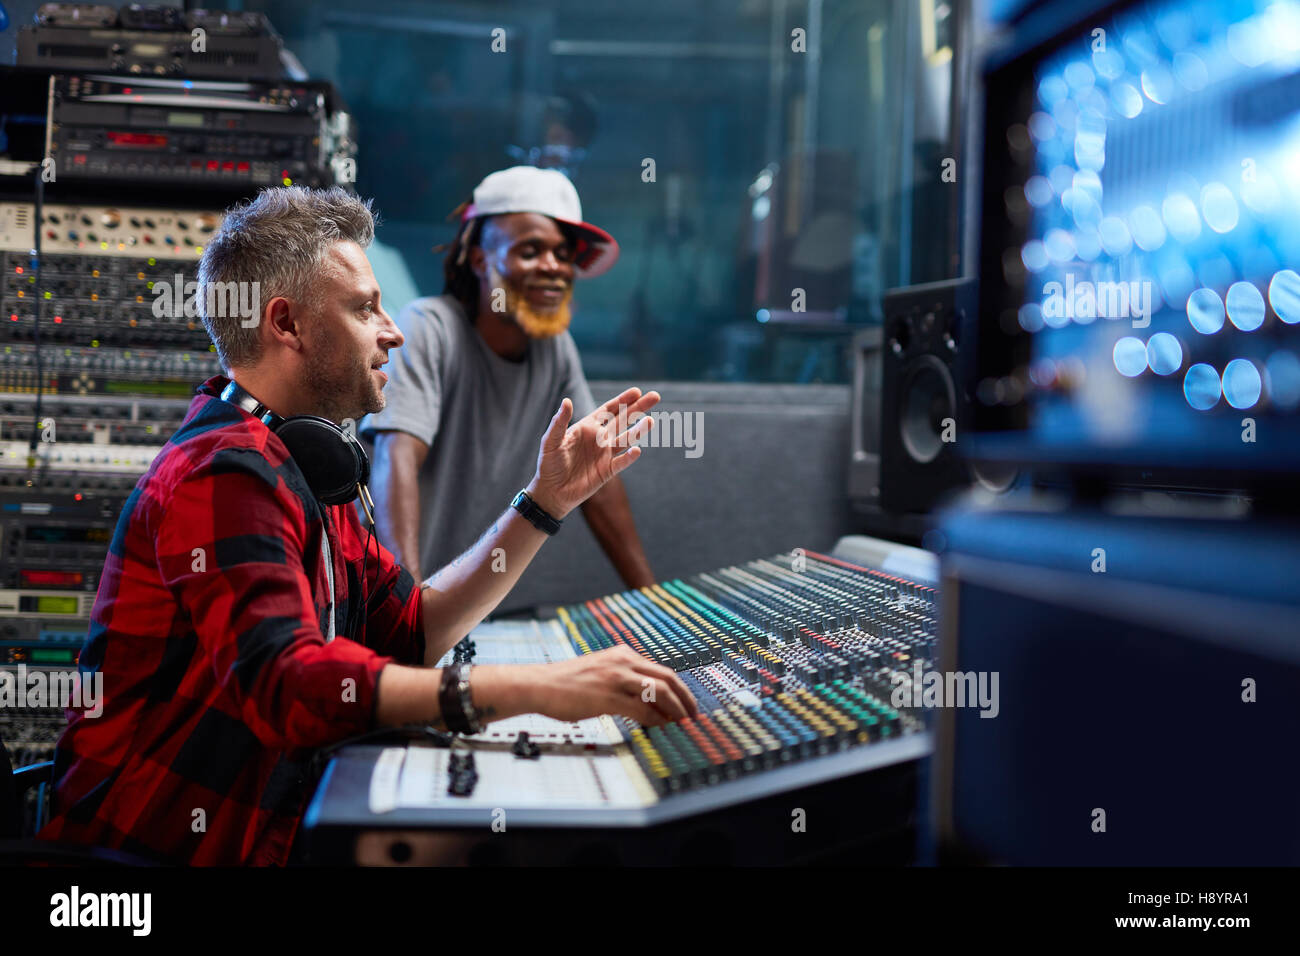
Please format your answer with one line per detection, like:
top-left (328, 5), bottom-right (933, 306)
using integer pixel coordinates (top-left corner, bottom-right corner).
top-left (511, 488), bottom-right (562, 536)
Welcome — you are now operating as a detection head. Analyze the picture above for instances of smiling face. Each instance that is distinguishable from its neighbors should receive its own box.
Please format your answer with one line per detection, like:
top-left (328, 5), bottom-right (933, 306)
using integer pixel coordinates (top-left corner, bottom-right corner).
top-left (474, 212), bottom-right (576, 339)
top-left (299, 240), bottom-right (403, 422)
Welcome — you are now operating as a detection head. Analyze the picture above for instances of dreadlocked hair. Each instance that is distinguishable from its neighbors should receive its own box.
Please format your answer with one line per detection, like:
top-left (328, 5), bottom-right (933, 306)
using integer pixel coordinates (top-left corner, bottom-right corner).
top-left (442, 216), bottom-right (482, 320)
top-left (440, 213), bottom-right (582, 321)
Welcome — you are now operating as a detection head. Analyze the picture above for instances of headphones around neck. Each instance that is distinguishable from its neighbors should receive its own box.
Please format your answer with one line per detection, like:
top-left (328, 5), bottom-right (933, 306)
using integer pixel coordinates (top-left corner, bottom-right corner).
top-left (219, 380), bottom-right (377, 525)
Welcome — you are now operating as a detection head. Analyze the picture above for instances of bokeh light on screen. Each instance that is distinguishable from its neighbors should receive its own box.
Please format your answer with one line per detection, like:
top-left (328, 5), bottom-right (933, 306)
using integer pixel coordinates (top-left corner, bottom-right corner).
top-left (1186, 287), bottom-right (1225, 334)
top-left (1225, 281), bottom-right (1265, 332)
top-left (1018, 303), bottom-right (1045, 332)
top-left (1172, 50), bottom-right (1208, 90)
top-left (1146, 332), bottom-right (1183, 375)
top-left (1155, 254), bottom-right (1195, 309)
top-left (1222, 358), bottom-right (1262, 409)
top-left (1114, 336), bottom-right (1149, 377)
top-left (1009, 0), bottom-right (1300, 464)
top-left (1201, 183), bottom-right (1239, 234)
top-left (1140, 64), bottom-right (1175, 104)
top-left (1064, 60), bottom-right (1095, 90)
top-left (1038, 75), bottom-right (1068, 107)
top-left (1099, 216), bottom-right (1133, 256)
top-left (1161, 193), bottom-right (1201, 243)
top-left (1183, 363), bottom-right (1221, 410)
top-left (1268, 269), bottom-right (1300, 324)
top-left (1130, 205), bottom-right (1167, 251)
top-left (1240, 171), bottom-right (1281, 215)
top-left (1025, 175), bottom-right (1054, 207)
top-left (1021, 240), bottom-right (1049, 272)
top-left (1093, 47), bottom-right (1125, 80)
top-left (1029, 111), bottom-right (1057, 142)
top-left (1112, 82), bottom-right (1144, 117)
top-left (1044, 229), bottom-right (1076, 262)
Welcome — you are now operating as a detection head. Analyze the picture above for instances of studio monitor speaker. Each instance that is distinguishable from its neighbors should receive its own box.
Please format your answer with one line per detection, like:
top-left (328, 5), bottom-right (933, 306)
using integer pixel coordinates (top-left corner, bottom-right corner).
top-left (879, 278), bottom-right (1015, 513)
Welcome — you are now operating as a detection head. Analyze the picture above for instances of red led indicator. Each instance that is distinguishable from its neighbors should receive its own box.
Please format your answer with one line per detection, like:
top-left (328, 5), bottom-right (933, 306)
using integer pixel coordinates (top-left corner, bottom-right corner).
top-left (107, 131), bottom-right (167, 148)
top-left (20, 569), bottom-right (85, 587)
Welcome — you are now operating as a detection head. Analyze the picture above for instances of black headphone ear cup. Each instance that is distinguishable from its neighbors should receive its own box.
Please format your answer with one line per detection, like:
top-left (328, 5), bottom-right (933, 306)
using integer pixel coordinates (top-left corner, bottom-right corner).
top-left (273, 416), bottom-right (367, 506)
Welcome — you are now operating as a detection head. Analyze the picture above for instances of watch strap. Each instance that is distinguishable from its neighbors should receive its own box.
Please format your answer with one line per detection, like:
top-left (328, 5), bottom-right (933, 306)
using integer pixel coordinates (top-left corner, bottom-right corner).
top-left (511, 488), bottom-right (562, 535)
top-left (438, 662), bottom-right (482, 735)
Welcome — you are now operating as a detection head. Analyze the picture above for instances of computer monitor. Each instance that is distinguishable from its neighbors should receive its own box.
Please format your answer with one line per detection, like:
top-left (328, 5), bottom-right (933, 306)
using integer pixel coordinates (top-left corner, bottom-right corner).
top-left (972, 0), bottom-right (1300, 488)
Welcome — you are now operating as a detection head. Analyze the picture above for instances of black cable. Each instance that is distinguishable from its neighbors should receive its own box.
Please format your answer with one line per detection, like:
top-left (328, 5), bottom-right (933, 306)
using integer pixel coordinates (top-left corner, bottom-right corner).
top-left (27, 163), bottom-right (44, 464)
top-left (344, 515), bottom-right (373, 641)
top-left (364, 515), bottom-right (376, 622)
top-left (318, 502), bottom-right (371, 643)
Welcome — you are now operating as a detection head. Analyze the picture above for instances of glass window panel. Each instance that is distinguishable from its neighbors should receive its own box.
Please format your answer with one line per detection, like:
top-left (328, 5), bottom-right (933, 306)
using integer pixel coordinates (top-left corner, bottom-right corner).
top-left (245, 0), bottom-right (961, 382)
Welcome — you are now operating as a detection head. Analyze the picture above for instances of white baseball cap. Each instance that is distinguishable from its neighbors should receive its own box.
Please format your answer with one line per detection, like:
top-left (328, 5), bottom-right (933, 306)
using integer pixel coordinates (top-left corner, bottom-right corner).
top-left (462, 166), bottom-right (619, 278)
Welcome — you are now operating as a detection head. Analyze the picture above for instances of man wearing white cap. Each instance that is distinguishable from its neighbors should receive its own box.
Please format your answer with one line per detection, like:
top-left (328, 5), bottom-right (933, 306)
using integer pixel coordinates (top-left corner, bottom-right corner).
top-left (362, 166), bottom-right (655, 590)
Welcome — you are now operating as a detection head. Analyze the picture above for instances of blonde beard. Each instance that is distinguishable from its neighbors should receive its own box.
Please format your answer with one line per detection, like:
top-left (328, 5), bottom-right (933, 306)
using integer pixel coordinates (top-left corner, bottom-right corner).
top-left (513, 295), bottom-right (573, 339)
top-left (490, 267), bottom-right (574, 339)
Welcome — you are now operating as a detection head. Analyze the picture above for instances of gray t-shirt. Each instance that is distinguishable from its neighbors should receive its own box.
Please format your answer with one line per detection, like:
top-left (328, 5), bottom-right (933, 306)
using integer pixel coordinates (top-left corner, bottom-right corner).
top-left (360, 294), bottom-right (596, 578)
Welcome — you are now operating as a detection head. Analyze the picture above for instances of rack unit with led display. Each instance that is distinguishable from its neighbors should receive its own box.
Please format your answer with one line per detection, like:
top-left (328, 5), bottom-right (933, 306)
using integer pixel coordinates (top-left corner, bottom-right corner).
top-left (973, 0), bottom-right (1300, 488)
top-left (0, 199), bottom-right (217, 765)
top-left (50, 73), bottom-right (355, 193)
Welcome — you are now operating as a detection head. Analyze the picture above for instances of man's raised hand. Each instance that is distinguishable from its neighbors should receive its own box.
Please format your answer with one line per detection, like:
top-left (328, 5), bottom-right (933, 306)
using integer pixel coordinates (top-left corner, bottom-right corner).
top-left (529, 388), bottom-right (659, 519)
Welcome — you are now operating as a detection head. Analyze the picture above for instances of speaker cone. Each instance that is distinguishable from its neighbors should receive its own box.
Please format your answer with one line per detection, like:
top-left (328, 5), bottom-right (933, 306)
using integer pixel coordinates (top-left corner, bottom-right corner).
top-left (899, 355), bottom-right (956, 465)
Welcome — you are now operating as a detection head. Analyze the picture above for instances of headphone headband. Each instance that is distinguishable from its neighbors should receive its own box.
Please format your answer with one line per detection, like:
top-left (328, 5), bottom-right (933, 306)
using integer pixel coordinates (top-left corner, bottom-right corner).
top-left (220, 380), bottom-right (283, 427)
top-left (218, 381), bottom-right (370, 507)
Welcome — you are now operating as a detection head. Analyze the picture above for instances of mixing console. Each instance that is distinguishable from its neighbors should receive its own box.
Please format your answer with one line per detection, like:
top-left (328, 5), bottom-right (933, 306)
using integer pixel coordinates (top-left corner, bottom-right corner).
top-left (554, 549), bottom-right (935, 796)
top-left (306, 539), bottom-right (938, 868)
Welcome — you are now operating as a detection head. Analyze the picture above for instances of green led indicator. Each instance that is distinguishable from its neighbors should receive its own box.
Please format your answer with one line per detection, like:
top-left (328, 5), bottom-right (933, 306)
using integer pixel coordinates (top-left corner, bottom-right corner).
top-left (36, 596), bottom-right (79, 614)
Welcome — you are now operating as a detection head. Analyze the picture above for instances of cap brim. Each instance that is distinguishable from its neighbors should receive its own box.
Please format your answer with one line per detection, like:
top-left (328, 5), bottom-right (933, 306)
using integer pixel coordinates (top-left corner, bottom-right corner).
top-left (554, 218), bottom-right (620, 278)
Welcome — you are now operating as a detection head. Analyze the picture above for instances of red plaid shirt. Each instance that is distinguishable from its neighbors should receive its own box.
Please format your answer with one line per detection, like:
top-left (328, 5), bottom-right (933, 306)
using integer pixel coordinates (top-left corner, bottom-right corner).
top-left (39, 376), bottom-right (424, 865)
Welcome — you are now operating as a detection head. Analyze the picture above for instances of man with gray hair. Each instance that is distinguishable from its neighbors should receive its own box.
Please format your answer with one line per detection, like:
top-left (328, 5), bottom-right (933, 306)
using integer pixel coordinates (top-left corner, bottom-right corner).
top-left (41, 186), bottom-right (695, 865)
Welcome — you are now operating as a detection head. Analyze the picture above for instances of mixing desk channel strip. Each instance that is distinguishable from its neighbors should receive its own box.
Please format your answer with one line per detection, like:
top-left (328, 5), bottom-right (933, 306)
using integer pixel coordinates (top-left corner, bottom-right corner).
top-left (551, 549), bottom-right (936, 798)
